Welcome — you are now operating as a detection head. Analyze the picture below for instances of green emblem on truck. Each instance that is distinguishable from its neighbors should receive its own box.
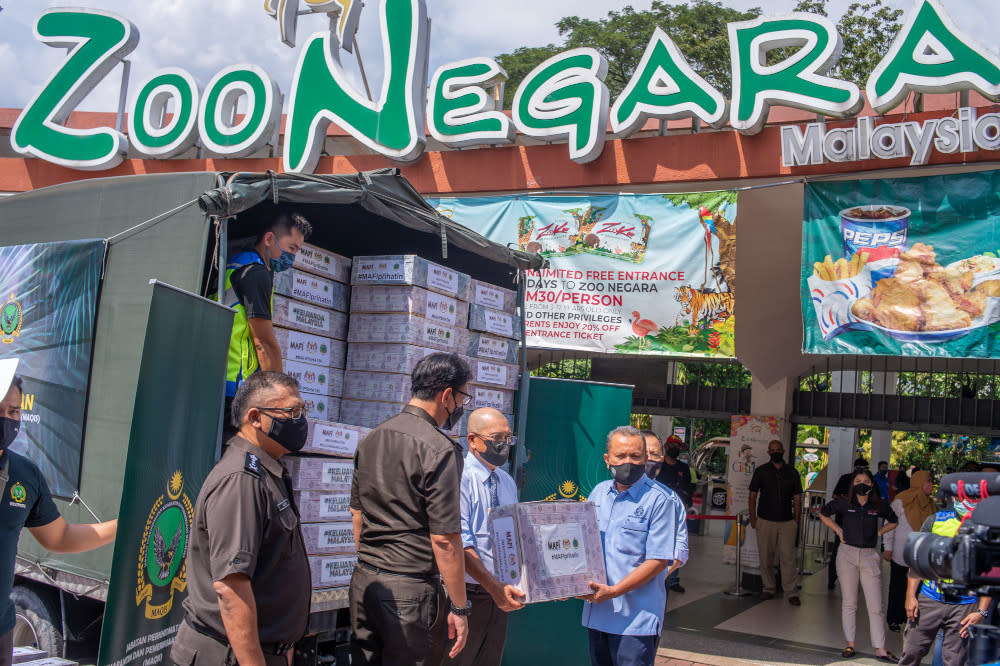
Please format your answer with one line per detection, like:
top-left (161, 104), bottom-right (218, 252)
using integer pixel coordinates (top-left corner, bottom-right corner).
top-left (136, 471), bottom-right (193, 620)
top-left (1, 294), bottom-right (23, 344)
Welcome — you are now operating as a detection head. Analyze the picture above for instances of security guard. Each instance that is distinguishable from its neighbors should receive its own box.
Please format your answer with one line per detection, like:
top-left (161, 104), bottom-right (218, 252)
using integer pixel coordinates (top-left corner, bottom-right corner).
top-left (221, 211), bottom-right (312, 440)
top-left (1, 359), bottom-right (117, 666)
top-left (170, 371), bottom-right (311, 666)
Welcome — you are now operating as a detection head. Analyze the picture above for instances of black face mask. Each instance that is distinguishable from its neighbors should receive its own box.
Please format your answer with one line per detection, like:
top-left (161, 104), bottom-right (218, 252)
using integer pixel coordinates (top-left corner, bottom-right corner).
top-left (478, 438), bottom-right (511, 467)
top-left (0, 416), bottom-right (19, 452)
top-left (854, 483), bottom-right (872, 496)
top-left (443, 403), bottom-right (464, 431)
top-left (770, 452), bottom-right (784, 464)
top-left (666, 447), bottom-right (681, 459)
top-left (266, 414), bottom-right (309, 452)
top-left (609, 463), bottom-right (645, 486)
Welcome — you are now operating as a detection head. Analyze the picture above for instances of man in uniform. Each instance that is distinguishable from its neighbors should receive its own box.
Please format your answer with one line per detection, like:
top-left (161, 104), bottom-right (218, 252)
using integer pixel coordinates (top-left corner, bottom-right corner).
top-left (221, 211), bottom-right (312, 439)
top-left (170, 371), bottom-right (311, 666)
top-left (581, 426), bottom-right (688, 666)
top-left (444, 408), bottom-right (524, 666)
top-left (1, 360), bottom-right (118, 666)
top-left (640, 430), bottom-right (662, 479)
top-left (349, 353), bottom-right (472, 665)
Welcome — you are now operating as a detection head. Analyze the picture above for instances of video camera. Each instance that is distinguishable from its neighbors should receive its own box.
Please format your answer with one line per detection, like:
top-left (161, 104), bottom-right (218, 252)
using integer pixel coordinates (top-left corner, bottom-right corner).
top-left (904, 473), bottom-right (1000, 665)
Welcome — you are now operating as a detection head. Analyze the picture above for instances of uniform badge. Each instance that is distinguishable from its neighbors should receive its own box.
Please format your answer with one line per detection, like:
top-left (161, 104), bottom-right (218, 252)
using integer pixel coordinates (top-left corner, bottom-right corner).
top-left (136, 471), bottom-right (193, 619)
top-left (10, 481), bottom-right (26, 504)
top-left (0, 294), bottom-right (22, 344)
top-left (245, 452), bottom-right (261, 476)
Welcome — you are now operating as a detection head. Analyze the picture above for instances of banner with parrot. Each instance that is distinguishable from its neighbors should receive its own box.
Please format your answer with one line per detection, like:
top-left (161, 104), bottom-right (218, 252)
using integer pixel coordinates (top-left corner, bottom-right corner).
top-left (430, 192), bottom-right (738, 357)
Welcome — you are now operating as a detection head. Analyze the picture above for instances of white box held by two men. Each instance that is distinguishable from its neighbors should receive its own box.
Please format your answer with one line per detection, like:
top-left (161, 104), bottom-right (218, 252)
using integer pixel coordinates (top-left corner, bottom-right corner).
top-left (489, 501), bottom-right (607, 604)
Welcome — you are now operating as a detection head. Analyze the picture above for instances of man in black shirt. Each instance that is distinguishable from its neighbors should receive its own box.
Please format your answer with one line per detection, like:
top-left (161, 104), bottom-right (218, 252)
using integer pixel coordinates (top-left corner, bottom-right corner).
top-left (748, 440), bottom-right (803, 605)
top-left (1, 364), bottom-right (117, 666)
top-left (349, 353), bottom-right (472, 665)
top-left (655, 435), bottom-right (693, 593)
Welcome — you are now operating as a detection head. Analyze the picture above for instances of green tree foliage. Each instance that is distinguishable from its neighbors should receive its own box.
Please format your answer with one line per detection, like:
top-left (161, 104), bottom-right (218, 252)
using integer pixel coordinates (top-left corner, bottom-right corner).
top-left (496, 0), bottom-right (903, 109)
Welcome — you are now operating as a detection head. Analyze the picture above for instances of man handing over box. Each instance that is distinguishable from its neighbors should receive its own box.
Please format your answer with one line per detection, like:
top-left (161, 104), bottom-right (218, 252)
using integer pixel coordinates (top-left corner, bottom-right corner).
top-left (580, 426), bottom-right (689, 666)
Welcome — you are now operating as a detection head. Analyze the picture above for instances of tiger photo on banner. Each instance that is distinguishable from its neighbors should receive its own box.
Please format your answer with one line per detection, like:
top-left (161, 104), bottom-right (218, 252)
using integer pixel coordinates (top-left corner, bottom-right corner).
top-left (432, 192), bottom-right (738, 357)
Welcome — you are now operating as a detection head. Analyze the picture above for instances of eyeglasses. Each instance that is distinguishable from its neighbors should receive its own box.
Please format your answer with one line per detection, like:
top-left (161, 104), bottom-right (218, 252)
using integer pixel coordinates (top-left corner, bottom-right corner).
top-left (471, 432), bottom-right (517, 446)
top-left (453, 389), bottom-right (474, 407)
top-left (255, 406), bottom-right (305, 419)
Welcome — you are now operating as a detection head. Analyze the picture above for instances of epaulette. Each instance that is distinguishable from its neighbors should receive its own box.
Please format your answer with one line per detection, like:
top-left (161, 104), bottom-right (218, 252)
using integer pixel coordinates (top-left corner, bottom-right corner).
top-left (244, 452), bottom-right (262, 477)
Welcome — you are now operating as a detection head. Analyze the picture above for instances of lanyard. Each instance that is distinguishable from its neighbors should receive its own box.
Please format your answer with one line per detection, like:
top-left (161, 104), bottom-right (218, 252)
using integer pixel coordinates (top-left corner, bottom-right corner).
top-left (0, 454), bottom-right (8, 491)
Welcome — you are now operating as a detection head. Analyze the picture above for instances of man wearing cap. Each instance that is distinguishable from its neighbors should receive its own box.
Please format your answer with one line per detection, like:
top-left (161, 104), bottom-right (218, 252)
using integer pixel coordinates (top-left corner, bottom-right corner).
top-left (655, 435), bottom-right (693, 593)
top-left (0, 361), bottom-right (117, 666)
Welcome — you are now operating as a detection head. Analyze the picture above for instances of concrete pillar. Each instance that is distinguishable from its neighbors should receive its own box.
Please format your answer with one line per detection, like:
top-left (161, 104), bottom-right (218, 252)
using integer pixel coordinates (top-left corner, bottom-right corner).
top-left (827, 371), bottom-right (860, 500)
top-left (749, 376), bottom-right (794, 445)
top-left (869, 371), bottom-right (897, 470)
top-left (650, 415), bottom-right (674, 444)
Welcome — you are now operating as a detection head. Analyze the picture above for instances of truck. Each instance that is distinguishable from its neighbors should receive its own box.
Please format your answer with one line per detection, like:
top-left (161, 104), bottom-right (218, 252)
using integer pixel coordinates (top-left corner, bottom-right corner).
top-left (1, 169), bottom-right (540, 664)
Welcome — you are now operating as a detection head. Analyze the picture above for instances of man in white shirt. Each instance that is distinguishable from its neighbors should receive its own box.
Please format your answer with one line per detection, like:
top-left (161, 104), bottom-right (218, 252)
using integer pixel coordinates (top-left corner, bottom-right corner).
top-left (444, 408), bottom-right (525, 666)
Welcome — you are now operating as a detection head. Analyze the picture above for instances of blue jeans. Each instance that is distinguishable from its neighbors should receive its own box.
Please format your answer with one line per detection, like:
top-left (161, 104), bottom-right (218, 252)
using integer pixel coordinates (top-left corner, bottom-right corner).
top-left (667, 569), bottom-right (680, 587)
top-left (587, 630), bottom-right (657, 666)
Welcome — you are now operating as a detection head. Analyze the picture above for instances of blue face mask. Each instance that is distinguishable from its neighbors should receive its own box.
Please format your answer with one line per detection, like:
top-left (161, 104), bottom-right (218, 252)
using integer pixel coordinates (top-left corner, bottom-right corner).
top-left (270, 250), bottom-right (295, 273)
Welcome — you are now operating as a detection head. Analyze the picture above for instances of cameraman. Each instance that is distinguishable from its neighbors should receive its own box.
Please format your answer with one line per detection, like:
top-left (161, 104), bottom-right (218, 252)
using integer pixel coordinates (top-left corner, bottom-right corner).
top-left (898, 491), bottom-right (992, 666)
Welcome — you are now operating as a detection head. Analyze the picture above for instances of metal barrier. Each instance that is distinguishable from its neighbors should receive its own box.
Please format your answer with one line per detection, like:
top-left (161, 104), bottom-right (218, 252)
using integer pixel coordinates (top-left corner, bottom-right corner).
top-left (724, 511), bottom-right (751, 597)
top-left (799, 490), bottom-right (833, 575)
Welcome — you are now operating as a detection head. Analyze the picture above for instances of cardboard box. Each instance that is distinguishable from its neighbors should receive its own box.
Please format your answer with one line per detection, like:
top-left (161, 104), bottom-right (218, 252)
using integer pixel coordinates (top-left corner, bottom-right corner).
top-left (296, 491), bottom-right (352, 522)
top-left (342, 371), bottom-right (411, 403)
top-left (294, 243), bottom-right (352, 283)
top-left (468, 304), bottom-right (522, 340)
top-left (309, 554), bottom-right (358, 589)
top-left (301, 521), bottom-right (356, 554)
top-left (12, 648), bottom-right (47, 664)
top-left (346, 343), bottom-right (436, 374)
top-left (339, 399), bottom-right (404, 429)
top-left (275, 327), bottom-right (346, 369)
top-left (464, 357), bottom-right (519, 390)
top-left (489, 501), bottom-right (606, 603)
top-left (351, 255), bottom-right (471, 300)
top-left (347, 313), bottom-right (460, 352)
top-left (302, 392), bottom-right (340, 421)
top-left (16, 660), bottom-right (76, 666)
top-left (469, 384), bottom-right (516, 413)
top-left (350, 285), bottom-right (469, 327)
top-left (457, 330), bottom-right (519, 365)
top-left (470, 279), bottom-right (517, 311)
top-left (284, 456), bottom-right (353, 490)
top-left (301, 420), bottom-right (369, 458)
top-left (274, 268), bottom-right (350, 312)
top-left (274, 295), bottom-right (348, 340)
top-left (285, 360), bottom-right (344, 397)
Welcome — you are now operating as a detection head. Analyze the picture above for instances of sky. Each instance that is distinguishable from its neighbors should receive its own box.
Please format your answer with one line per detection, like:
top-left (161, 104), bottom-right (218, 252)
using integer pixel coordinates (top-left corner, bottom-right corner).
top-left (0, 0), bottom-right (995, 113)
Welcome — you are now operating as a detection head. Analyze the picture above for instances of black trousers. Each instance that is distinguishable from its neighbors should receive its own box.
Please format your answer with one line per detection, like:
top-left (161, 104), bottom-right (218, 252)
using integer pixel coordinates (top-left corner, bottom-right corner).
top-left (828, 537), bottom-right (840, 587)
top-left (443, 585), bottom-right (507, 666)
top-left (349, 562), bottom-right (447, 666)
top-left (0, 630), bottom-right (12, 666)
top-left (169, 620), bottom-right (289, 666)
top-left (887, 560), bottom-right (909, 626)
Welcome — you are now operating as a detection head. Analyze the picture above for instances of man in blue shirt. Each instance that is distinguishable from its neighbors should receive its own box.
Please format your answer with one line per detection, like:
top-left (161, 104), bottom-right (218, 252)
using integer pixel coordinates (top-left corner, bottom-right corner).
top-left (0, 360), bottom-right (117, 666)
top-left (874, 460), bottom-right (890, 501)
top-left (444, 408), bottom-right (525, 666)
top-left (580, 426), bottom-right (688, 666)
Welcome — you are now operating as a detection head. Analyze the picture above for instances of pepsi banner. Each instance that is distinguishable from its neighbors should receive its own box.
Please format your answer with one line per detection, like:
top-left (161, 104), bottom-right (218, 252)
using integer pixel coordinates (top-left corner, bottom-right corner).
top-left (802, 170), bottom-right (1000, 357)
top-left (433, 192), bottom-right (738, 358)
top-left (1, 239), bottom-right (105, 497)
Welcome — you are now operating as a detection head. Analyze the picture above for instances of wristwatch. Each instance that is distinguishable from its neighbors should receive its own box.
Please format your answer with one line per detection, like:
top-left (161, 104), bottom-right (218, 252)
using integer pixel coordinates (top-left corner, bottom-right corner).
top-left (978, 609), bottom-right (989, 618)
top-left (449, 599), bottom-right (473, 616)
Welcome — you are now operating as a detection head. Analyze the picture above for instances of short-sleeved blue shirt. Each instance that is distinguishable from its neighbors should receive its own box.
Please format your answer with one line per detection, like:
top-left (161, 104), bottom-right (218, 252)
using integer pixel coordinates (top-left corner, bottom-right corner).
top-left (1, 451), bottom-right (61, 634)
top-left (582, 475), bottom-right (688, 636)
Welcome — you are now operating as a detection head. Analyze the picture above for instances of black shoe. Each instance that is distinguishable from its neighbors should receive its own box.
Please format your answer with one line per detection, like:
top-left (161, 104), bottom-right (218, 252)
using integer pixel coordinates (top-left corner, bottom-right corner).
top-left (669, 583), bottom-right (686, 593)
top-left (888, 622), bottom-right (901, 633)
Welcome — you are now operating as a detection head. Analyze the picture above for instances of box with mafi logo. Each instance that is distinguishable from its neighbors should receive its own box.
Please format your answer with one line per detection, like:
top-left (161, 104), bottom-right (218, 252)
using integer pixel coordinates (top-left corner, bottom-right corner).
top-left (345, 343), bottom-right (437, 374)
top-left (309, 554), bottom-right (358, 589)
top-left (273, 295), bottom-right (349, 340)
top-left (300, 521), bottom-right (356, 555)
top-left (470, 279), bottom-right (517, 311)
top-left (351, 255), bottom-right (471, 301)
top-left (338, 399), bottom-right (405, 430)
top-left (284, 456), bottom-right (353, 490)
top-left (346, 313), bottom-right (460, 352)
top-left (274, 268), bottom-right (350, 312)
top-left (301, 419), bottom-right (370, 457)
top-left (350, 285), bottom-right (469, 327)
top-left (342, 371), bottom-right (412, 403)
top-left (296, 491), bottom-right (352, 522)
top-left (489, 500), bottom-right (606, 603)
top-left (275, 327), bottom-right (346, 369)
top-left (301, 392), bottom-right (340, 423)
top-left (467, 304), bottom-right (522, 340)
top-left (468, 384), bottom-right (516, 413)
top-left (457, 330), bottom-right (519, 365)
top-left (463, 357), bottom-right (519, 391)
top-left (285, 360), bottom-right (344, 398)
top-left (293, 243), bottom-right (352, 283)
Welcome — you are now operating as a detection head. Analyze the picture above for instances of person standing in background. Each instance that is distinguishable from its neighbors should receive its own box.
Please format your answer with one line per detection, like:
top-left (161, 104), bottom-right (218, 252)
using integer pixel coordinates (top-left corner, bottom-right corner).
top-left (883, 471), bottom-right (935, 633)
top-left (655, 435), bottom-right (693, 594)
top-left (641, 430), bottom-right (662, 479)
top-left (874, 461), bottom-right (890, 501)
top-left (748, 440), bottom-right (803, 606)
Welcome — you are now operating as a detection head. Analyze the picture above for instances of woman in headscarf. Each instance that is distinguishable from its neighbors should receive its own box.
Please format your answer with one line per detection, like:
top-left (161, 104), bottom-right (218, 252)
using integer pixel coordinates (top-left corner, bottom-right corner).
top-left (883, 470), bottom-right (935, 633)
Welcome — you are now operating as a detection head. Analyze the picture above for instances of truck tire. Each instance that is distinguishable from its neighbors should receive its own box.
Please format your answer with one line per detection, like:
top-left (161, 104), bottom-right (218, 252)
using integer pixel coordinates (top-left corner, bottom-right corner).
top-left (11, 586), bottom-right (63, 658)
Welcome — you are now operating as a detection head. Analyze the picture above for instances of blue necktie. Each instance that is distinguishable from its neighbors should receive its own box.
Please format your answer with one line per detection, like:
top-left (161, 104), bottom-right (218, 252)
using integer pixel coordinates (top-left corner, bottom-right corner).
top-left (486, 472), bottom-right (499, 508)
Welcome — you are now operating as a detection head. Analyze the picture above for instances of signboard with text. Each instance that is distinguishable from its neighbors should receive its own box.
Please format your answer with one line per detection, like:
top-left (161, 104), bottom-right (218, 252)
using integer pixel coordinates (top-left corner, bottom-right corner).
top-left (725, 416), bottom-right (784, 568)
